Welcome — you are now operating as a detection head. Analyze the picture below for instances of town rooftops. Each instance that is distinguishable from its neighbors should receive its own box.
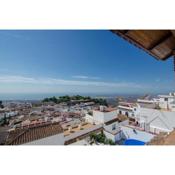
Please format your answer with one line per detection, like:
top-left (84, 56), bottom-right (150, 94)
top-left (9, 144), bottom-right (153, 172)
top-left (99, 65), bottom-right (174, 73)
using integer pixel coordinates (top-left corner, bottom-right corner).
top-left (6, 122), bottom-right (63, 145)
top-left (112, 30), bottom-right (175, 60)
top-left (64, 124), bottom-right (103, 145)
top-left (0, 126), bottom-right (10, 145)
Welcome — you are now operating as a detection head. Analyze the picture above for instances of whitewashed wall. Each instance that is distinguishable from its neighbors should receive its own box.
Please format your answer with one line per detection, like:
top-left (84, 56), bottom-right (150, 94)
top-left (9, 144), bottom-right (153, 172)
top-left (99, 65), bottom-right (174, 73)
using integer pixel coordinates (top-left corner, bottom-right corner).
top-left (103, 130), bottom-right (115, 142)
top-left (93, 110), bottom-right (117, 124)
top-left (117, 109), bottom-right (135, 118)
top-left (85, 114), bottom-right (94, 124)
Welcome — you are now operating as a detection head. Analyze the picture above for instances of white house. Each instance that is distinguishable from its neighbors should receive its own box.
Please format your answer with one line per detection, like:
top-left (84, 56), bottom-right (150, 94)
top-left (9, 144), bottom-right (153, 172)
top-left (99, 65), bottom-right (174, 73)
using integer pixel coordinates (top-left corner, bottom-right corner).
top-left (135, 107), bottom-right (175, 134)
top-left (137, 99), bottom-right (158, 109)
top-left (103, 120), bottom-right (129, 143)
top-left (85, 106), bottom-right (117, 124)
top-left (117, 93), bottom-right (175, 134)
top-left (117, 102), bottom-right (138, 119)
top-left (158, 93), bottom-right (175, 111)
top-left (103, 120), bottom-right (154, 144)
top-left (137, 93), bottom-right (175, 111)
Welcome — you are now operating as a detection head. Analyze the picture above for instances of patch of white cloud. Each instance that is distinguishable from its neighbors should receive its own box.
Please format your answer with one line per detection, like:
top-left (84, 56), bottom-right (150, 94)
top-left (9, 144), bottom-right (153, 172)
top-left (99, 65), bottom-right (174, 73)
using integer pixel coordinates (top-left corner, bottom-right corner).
top-left (72, 75), bottom-right (101, 80)
top-left (0, 75), bottom-right (144, 89)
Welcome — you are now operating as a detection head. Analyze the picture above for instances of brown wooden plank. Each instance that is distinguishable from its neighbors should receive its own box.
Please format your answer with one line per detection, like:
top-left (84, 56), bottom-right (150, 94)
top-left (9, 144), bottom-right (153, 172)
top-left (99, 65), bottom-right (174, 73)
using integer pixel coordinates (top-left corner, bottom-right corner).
top-left (111, 30), bottom-right (175, 60)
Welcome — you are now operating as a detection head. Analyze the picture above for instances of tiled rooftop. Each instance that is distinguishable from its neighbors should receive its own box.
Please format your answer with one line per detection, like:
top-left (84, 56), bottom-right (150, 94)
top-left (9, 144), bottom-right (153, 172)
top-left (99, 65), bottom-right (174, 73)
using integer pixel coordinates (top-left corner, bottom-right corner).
top-left (6, 122), bottom-right (63, 145)
top-left (149, 130), bottom-right (175, 145)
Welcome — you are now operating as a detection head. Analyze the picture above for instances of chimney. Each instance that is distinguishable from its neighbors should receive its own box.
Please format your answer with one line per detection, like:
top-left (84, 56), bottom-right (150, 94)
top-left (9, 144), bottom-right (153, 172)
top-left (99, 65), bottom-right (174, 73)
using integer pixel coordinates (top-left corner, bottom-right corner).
top-left (78, 124), bottom-right (82, 129)
top-left (99, 106), bottom-right (104, 112)
top-left (68, 126), bottom-right (72, 132)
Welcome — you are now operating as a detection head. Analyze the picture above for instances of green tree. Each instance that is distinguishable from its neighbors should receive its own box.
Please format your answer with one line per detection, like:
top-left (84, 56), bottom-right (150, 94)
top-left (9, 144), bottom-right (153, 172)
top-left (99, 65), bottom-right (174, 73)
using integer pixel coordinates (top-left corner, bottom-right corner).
top-left (50, 96), bottom-right (58, 103)
top-left (106, 139), bottom-right (115, 145)
top-left (43, 98), bottom-right (49, 102)
top-left (0, 100), bottom-right (4, 108)
top-left (90, 133), bottom-right (97, 141)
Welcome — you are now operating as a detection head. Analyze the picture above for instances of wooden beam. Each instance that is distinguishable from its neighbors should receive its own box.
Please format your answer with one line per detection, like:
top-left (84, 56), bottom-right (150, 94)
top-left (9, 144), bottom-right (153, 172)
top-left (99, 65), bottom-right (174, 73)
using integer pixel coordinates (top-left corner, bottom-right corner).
top-left (111, 30), bottom-right (160, 60)
top-left (148, 32), bottom-right (172, 50)
top-left (171, 30), bottom-right (175, 37)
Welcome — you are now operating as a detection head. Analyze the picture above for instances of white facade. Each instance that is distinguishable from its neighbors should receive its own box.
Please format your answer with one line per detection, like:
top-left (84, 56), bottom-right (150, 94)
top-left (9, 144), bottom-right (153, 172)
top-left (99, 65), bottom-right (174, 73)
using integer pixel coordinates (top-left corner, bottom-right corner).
top-left (85, 109), bottom-right (117, 124)
top-left (92, 110), bottom-right (117, 124)
top-left (117, 93), bottom-right (175, 134)
top-left (135, 107), bottom-right (175, 134)
top-left (103, 130), bottom-right (121, 142)
top-left (103, 120), bottom-right (129, 142)
top-left (137, 93), bottom-right (175, 111)
top-left (103, 122), bottom-right (154, 144)
top-left (117, 103), bottom-right (139, 119)
top-left (85, 113), bottom-right (94, 124)
top-left (137, 99), bottom-right (158, 108)
top-left (158, 94), bottom-right (175, 111)
top-left (117, 106), bottom-right (135, 118)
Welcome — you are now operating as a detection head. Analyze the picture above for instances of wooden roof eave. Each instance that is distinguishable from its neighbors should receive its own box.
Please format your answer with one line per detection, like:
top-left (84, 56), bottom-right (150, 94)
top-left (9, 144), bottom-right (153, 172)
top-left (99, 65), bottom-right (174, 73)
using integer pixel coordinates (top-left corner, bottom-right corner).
top-left (111, 30), bottom-right (162, 60)
top-left (111, 30), bottom-right (175, 61)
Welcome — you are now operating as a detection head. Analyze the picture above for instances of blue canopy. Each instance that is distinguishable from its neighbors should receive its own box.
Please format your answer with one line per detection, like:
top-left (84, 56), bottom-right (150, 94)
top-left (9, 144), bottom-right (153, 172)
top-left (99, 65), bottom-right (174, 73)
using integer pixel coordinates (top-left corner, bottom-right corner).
top-left (124, 139), bottom-right (145, 145)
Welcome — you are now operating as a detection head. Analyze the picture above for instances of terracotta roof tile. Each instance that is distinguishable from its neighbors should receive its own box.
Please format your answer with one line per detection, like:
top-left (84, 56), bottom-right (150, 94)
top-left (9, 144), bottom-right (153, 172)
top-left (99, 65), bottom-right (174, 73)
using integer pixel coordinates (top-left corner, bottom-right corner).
top-left (6, 122), bottom-right (63, 145)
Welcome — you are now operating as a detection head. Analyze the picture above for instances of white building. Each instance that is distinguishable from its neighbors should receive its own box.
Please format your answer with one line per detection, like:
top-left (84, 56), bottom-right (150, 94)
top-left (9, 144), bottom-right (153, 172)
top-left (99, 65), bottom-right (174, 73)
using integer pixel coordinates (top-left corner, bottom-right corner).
top-left (157, 93), bottom-right (175, 111)
top-left (135, 107), bottom-right (175, 134)
top-left (117, 93), bottom-right (175, 135)
top-left (137, 93), bottom-right (175, 111)
top-left (103, 119), bottom-right (154, 144)
top-left (137, 99), bottom-right (158, 109)
top-left (103, 120), bottom-right (129, 143)
top-left (117, 102), bottom-right (138, 119)
top-left (85, 106), bottom-right (117, 124)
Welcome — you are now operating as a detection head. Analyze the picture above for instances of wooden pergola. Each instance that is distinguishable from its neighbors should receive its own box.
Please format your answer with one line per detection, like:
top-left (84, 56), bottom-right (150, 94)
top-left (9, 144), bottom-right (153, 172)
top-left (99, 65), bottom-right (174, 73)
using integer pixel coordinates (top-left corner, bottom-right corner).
top-left (111, 30), bottom-right (175, 61)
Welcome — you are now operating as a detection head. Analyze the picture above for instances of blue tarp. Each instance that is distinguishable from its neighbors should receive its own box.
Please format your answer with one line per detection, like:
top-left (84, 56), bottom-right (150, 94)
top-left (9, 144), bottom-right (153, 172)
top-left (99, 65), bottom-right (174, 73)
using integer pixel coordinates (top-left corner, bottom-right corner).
top-left (124, 139), bottom-right (145, 145)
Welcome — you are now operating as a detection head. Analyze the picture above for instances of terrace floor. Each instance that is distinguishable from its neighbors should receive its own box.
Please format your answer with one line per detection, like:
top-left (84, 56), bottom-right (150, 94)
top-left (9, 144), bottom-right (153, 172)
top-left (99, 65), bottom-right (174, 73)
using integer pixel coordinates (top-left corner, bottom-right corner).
top-left (64, 123), bottom-right (95, 136)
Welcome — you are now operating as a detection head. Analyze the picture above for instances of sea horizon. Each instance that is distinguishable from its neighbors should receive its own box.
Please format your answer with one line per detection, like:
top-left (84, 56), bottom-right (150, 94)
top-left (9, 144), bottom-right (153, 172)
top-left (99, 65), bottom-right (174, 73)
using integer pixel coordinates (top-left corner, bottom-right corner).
top-left (0, 92), bottom-right (166, 101)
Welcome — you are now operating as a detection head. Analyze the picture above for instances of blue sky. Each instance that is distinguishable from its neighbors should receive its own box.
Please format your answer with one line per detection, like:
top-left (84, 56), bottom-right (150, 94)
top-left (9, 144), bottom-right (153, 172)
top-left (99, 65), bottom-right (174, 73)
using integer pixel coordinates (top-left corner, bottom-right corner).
top-left (0, 30), bottom-right (173, 95)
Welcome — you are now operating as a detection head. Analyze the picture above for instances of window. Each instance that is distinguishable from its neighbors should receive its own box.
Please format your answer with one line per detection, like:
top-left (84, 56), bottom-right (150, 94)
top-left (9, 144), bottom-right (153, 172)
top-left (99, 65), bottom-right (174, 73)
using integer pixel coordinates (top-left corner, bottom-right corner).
top-left (125, 112), bottom-right (129, 117)
top-left (164, 98), bottom-right (168, 101)
top-left (112, 124), bottom-right (116, 130)
top-left (119, 110), bottom-right (122, 115)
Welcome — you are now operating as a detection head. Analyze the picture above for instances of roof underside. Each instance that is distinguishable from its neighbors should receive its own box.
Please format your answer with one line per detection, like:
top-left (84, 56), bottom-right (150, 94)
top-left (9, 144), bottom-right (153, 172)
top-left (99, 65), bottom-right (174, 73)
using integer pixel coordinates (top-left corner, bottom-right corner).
top-left (112, 30), bottom-right (175, 61)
